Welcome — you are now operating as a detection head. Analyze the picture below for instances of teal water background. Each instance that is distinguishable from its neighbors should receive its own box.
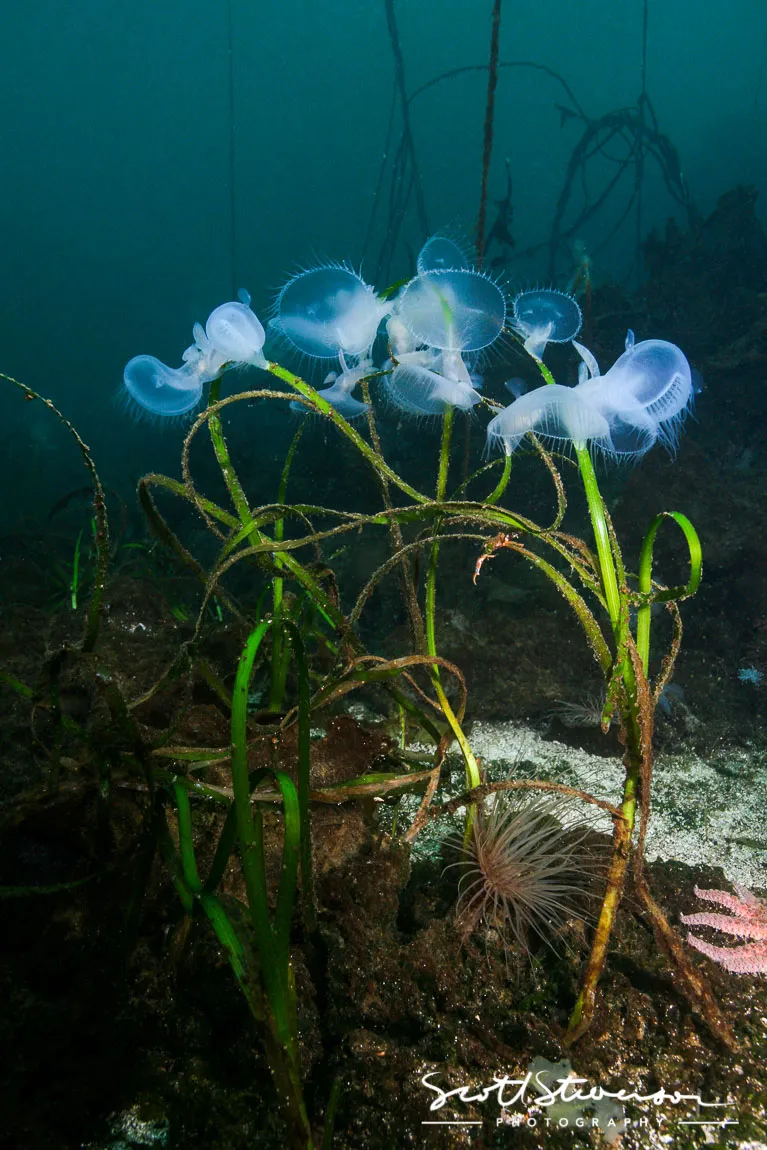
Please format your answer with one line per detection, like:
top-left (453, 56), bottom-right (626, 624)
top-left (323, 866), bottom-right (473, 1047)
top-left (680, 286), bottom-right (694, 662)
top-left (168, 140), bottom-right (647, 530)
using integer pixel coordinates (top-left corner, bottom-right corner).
top-left (0, 0), bottom-right (765, 525)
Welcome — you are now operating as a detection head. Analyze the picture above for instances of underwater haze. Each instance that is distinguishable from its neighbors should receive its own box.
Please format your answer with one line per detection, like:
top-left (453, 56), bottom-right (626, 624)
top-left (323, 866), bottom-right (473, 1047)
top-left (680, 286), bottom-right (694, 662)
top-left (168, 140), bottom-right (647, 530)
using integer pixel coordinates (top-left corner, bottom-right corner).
top-left (1, 0), bottom-right (766, 524)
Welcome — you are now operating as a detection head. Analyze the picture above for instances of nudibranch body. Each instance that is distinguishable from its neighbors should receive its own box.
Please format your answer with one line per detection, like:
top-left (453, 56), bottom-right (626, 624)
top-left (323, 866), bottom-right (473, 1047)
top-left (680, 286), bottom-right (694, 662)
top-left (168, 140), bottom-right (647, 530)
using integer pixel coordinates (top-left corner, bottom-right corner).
top-left (395, 269), bottom-right (505, 354)
top-left (274, 265), bottom-right (391, 361)
top-left (574, 331), bottom-right (693, 453)
top-left (122, 289), bottom-right (267, 421)
top-left (487, 330), bottom-right (693, 461)
top-left (416, 234), bottom-right (471, 274)
top-left (203, 290), bottom-right (266, 369)
top-left (291, 351), bottom-right (372, 420)
top-left (512, 288), bottom-right (582, 360)
top-left (123, 355), bottom-right (206, 420)
top-left (486, 382), bottom-right (611, 456)
top-left (384, 361), bottom-right (481, 416)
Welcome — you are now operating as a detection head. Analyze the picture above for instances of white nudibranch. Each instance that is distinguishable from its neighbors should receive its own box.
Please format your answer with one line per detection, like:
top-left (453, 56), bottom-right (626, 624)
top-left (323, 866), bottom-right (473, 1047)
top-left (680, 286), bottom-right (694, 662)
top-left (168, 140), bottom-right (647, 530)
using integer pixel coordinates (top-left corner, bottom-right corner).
top-left (574, 331), bottom-right (693, 452)
top-left (273, 264), bottom-right (391, 361)
top-left (122, 288), bottom-right (267, 421)
top-left (291, 351), bottom-right (372, 419)
top-left (122, 355), bottom-right (205, 420)
top-left (395, 269), bottom-right (505, 354)
top-left (203, 289), bottom-right (266, 369)
top-left (384, 361), bottom-right (481, 416)
top-left (511, 288), bottom-right (582, 360)
top-left (386, 267), bottom-right (504, 416)
top-left (488, 331), bottom-right (694, 461)
top-left (487, 383), bottom-right (611, 455)
top-left (416, 234), bottom-right (471, 274)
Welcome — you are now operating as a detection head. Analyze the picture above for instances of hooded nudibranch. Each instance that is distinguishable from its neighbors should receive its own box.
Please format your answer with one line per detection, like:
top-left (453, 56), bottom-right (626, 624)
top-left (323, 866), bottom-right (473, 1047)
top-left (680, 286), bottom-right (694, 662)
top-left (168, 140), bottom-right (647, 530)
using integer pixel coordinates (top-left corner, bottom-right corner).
top-left (203, 289), bottom-right (266, 368)
top-left (486, 383), bottom-right (612, 456)
top-left (182, 288), bottom-right (266, 377)
top-left (395, 269), bottom-right (505, 354)
top-left (123, 355), bottom-right (205, 419)
top-left (274, 265), bottom-right (391, 360)
top-left (384, 361), bottom-right (482, 416)
top-left (123, 290), bottom-right (267, 421)
top-left (574, 331), bottom-right (693, 452)
top-left (417, 234), bottom-right (471, 274)
top-left (512, 288), bottom-right (582, 360)
top-left (488, 330), bottom-right (694, 462)
top-left (291, 351), bottom-right (371, 420)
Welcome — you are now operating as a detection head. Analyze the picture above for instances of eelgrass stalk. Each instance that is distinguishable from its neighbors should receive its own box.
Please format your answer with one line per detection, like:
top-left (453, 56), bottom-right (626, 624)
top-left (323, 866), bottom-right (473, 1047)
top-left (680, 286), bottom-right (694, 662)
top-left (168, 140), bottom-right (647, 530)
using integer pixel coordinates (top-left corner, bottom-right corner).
top-left (70, 529), bottom-right (83, 611)
top-left (424, 408), bottom-right (482, 791)
top-left (518, 375), bottom-right (704, 1043)
top-left (530, 356), bottom-right (656, 1043)
top-left (159, 613), bottom-right (319, 1146)
top-left (230, 622), bottom-right (301, 1051)
top-left (201, 377), bottom-right (347, 638)
top-left (0, 372), bottom-right (109, 652)
top-left (270, 424), bottom-right (305, 711)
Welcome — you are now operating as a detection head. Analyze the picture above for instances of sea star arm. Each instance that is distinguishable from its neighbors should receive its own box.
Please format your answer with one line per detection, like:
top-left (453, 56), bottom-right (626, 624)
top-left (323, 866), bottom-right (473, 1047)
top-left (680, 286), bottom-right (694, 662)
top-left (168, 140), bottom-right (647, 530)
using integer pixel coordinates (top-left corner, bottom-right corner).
top-left (692, 886), bottom-right (751, 915)
top-left (680, 912), bottom-right (767, 941)
top-left (685, 934), bottom-right (767, 975)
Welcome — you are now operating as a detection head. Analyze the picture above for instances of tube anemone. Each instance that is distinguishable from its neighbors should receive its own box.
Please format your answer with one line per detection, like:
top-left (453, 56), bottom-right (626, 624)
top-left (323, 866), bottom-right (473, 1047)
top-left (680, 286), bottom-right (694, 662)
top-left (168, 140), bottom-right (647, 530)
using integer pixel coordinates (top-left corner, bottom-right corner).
top-left (446, 793), bottom-right (594, 966)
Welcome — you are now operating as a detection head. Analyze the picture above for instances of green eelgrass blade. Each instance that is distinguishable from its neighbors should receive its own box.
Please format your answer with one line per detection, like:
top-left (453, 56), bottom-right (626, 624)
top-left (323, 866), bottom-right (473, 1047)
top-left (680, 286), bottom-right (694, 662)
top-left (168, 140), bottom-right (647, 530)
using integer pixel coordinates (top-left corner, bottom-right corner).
top-left (0, 372), bottom-right (110, 652)
top-left (70, 528), bottom-right (83, 611)
top-left (283, 621), bottom-right (316, 933)
top-left (636, 510), bottom-right (702, 674)
top-left (0, 670), bottom-right (35, 698)
top-left (231, 623), bottom-right (300, 1033)
top-left (270, 424), bottom-right (305, 712)
top-left (0, 876), bottom-right (93, 897)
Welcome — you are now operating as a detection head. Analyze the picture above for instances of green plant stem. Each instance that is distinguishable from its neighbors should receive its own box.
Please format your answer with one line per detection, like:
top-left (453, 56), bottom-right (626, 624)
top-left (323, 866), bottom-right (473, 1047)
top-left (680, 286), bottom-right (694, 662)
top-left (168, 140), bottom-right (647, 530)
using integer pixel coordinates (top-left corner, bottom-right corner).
top-left (204, 378), bottom-right (344, 634)
top-left (267, 361), bottom-right (428, 504)
top-left (424, 408), bottom-right (453, 660)
top-left (230, 621), bottom-right (313, 1145)
top-left (0, 373), bottom-right (110, 652)
top-left (361, 374), bottom-right (425, 651)
top-left (528, 361), bottom-right (642, 1044)
top-left (567, 444), bottom-right (640, 1043)
top-left (485, 452), bottom-right (512, 505)
top-left (231, 623), bottom-right (292, 1032)
top-left (424, 409), bottom-right (481, 791)
top-left (564, 776), bottom-right (635, 1042)
top-left (533, 358), bottom-right (621, 633)
top-left (575, 446), bottom-right (621, 631)
top-left (270, 424), bottom-right (304, 711)
top-left (637, 510), bottom-right (702, 674)
top-left (284, 622), bottom-right (317, 934)
top-left (70, 529), bottom-right (83, 611)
